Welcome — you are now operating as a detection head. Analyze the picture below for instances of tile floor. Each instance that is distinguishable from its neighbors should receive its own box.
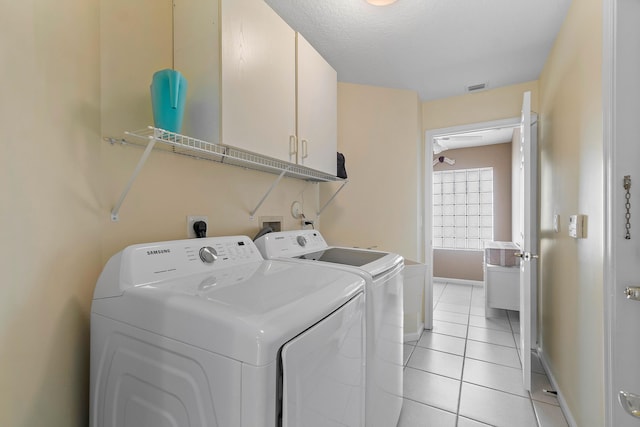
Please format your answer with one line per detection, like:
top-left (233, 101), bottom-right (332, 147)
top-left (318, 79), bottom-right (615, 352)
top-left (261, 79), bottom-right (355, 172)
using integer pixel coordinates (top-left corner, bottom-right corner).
top-left (397, 281), bottom-right (569, 427)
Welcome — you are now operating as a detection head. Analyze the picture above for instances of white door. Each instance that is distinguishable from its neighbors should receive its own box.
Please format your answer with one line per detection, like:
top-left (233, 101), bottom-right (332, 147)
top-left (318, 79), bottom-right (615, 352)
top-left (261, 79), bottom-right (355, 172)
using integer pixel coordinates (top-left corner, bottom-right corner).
top-left (606, 0), bottom-right (640, 424)
top-left (518, 91), bottom-right (538, 391)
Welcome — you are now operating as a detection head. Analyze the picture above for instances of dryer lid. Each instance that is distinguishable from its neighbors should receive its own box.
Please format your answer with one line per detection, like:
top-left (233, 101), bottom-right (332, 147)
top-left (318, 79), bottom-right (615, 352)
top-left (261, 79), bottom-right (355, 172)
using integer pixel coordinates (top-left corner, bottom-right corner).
top-left (92, 259), bottom-right (365, 366)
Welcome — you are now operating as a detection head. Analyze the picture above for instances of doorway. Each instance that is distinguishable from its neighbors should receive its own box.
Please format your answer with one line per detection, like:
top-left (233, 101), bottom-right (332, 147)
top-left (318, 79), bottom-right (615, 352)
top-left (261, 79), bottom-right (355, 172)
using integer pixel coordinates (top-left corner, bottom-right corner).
top-left (424, 109), bottom-right (538, 386)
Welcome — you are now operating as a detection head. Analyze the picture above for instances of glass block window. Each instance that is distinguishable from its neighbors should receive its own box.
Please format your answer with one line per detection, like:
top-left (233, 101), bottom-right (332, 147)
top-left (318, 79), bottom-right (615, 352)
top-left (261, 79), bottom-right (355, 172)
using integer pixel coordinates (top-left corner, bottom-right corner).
top-left (432, 167), bottom-right (494, 250)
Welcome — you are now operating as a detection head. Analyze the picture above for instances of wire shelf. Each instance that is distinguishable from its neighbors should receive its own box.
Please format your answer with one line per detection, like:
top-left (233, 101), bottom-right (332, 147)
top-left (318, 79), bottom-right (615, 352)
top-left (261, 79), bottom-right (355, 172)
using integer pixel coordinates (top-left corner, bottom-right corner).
top-left (105, 126), bottom-right (347, 221)
top-left (123, 126), bottom-right (343, 183)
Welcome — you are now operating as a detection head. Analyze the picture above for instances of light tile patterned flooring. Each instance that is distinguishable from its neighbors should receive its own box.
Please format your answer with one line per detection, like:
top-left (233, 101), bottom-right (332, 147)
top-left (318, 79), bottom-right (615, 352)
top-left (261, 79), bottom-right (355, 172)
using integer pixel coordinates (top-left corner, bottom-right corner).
top-left (397, 281), bottom-right (569, 427)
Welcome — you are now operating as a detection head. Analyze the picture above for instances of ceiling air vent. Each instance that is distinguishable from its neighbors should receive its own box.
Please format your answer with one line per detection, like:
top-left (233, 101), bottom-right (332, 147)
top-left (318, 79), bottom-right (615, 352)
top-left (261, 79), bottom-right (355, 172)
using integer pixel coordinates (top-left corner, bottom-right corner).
top-left (466, 82), bottom-right (488, 93)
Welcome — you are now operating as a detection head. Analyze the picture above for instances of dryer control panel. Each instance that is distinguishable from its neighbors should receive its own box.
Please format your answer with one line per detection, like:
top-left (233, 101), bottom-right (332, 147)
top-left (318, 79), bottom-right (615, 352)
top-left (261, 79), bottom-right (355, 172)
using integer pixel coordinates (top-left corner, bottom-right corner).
top-left (95, 236), bottom-right (263, 298)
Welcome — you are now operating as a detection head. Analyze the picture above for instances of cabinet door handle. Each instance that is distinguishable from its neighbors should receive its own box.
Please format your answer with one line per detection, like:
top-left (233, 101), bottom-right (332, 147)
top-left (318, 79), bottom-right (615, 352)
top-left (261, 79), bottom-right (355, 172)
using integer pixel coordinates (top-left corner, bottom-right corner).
top-left (301, 139), bottom-right (309, 159)
top-left (289, 135), bottom-right (298, 156)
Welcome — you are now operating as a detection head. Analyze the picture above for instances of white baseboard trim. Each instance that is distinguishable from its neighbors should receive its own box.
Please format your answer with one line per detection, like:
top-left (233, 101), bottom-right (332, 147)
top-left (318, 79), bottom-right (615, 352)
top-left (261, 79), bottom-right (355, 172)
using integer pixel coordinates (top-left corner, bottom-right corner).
top-left (433, 277), bottom-right (483, 287)
top-left (404, 322), bottom-right (424, 343)
top-left (537, 347), bottom-right (578, 427)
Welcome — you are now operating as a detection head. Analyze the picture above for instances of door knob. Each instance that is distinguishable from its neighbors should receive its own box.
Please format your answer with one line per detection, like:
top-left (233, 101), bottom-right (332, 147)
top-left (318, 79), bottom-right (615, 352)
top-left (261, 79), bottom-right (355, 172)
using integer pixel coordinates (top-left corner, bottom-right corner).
top-left (514, 252), bottom-right (523, 258)
top-left (619, 390), bottom-right (640, 418)
top-left (624, 287), bottom-right (640, 301)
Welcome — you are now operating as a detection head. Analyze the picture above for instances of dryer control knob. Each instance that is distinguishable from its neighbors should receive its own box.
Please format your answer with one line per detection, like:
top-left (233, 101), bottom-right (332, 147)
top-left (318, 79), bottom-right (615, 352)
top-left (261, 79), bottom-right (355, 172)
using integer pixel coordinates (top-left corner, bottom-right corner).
top-left (296, 235), bottom-right (307, 247)
top-left (199, 246), bottom-right (218, 264)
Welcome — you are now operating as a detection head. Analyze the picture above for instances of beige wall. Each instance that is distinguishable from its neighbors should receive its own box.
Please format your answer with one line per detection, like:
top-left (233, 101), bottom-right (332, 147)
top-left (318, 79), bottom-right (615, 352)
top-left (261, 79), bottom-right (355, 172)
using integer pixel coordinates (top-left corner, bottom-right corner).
top-left (433, 143), bottom-right (513, 281)
top-left (1, 1), bottom-right (319, 426)
top-left (422, 81), bottom-right (539, 131)
top-left (0, 1), bottom-right (102, 425)
top-left (538, 0), bottom-right (604, 425)
top-left (321, 83), bottom-right (421, 261)
top-left (99, 0), bottom-right (320, 261)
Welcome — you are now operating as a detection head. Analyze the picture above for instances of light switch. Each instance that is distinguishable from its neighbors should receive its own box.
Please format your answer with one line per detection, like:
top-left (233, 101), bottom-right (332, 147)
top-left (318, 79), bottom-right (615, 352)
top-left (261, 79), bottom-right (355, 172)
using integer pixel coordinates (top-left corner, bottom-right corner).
top-left (569, 214), bottom-right (587, 238)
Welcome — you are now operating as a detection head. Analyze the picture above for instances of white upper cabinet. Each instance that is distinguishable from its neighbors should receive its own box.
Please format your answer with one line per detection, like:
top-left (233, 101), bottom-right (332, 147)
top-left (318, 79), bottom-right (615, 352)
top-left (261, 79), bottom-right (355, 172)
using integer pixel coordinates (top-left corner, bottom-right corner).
top-left (296, 33), bottom-right (338, 176)
top-left (220, 0), bottom-right (296, 163)
top-left (174, 0), bottom-right (338, 176)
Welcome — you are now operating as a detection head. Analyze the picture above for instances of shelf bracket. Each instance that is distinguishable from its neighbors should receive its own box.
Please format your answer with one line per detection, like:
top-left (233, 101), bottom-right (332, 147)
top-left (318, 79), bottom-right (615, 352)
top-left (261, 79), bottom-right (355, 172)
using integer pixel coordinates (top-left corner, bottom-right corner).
top-left (106, 127), bottom-right (346, 221)
top-left (110, 134), bottom-right (157, 221)
top-left (317, 181), bottom-right (348, 216)
top-left (249, 167), bottom-right (290, 220)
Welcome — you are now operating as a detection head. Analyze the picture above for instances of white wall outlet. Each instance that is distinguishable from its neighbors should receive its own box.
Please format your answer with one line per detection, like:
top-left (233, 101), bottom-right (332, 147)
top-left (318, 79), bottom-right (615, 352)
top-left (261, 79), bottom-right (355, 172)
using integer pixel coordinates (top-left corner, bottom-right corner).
top-left (187, 215), bottom-right (208, 238)
top-left (568, 214), bottom-right (587, 238)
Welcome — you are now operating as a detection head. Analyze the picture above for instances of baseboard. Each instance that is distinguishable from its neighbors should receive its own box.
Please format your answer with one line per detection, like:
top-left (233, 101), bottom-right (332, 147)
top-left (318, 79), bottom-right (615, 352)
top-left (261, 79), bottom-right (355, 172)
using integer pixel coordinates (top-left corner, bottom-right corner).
top-left (537, 347), bottom-right (578, 427)
top-left (433, 277), bottom-right (483, 287)
top-left (404, 322), bottom-right (424, 343)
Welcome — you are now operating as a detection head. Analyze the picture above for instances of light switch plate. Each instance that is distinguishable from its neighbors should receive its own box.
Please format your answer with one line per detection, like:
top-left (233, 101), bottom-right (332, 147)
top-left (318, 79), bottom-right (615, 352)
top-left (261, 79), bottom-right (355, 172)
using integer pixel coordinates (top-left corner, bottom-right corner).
top-left (569, 214), bottom-right (587, 238)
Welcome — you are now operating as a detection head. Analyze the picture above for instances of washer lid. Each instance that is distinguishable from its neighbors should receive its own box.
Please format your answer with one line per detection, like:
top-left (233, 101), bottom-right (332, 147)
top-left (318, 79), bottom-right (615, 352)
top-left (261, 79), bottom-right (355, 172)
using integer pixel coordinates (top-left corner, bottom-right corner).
top-left (255, 230), bottom-right (403, 277)
top-left (295, 247), bottom-right (387, 266)
top-left (92, 259), bottom-right (365, 366)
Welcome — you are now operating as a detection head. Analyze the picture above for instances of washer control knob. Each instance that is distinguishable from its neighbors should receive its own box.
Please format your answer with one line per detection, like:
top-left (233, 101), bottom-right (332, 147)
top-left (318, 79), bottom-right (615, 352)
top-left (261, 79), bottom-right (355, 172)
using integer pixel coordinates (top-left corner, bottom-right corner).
top-left (296, 235), bottom-right (307, 247)
top-left (199, 246), bottom-right (218, 264)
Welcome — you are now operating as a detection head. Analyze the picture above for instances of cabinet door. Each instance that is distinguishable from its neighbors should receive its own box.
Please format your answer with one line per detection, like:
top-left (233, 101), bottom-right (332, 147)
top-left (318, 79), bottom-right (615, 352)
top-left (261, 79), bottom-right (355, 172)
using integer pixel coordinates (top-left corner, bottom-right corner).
top-left (221, 0), bottom-right (296, 163)
top-left (174, 0), bottom-right (220, 143)
top-left (296, 33), bottom-right (337, 176)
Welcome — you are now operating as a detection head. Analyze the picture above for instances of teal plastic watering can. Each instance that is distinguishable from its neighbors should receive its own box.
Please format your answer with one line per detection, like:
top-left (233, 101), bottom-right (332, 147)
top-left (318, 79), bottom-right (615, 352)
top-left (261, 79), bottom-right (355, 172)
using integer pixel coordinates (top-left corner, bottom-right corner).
top-left (150, 69), bottom-right (187, 133)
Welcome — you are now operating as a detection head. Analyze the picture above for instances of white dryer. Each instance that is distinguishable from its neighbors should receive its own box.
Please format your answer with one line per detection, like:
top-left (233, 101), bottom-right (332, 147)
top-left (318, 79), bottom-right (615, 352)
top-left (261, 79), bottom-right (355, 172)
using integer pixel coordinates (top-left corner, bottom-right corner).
top-left (90, 235), bottom-right (366, 427)
top-left (254, 230), bottom-right (404, 427)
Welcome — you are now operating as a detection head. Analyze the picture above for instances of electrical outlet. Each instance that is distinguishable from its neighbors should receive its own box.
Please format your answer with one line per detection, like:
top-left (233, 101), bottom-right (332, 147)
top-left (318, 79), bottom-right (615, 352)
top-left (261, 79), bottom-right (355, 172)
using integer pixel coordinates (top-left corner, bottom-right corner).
top-left (187, 215), bottom-right (208, 238)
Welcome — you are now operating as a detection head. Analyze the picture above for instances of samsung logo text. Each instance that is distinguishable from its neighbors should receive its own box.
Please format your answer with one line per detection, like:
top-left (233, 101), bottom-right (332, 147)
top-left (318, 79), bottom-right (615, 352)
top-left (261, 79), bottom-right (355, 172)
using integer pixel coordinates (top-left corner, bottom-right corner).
top-left (147, 249), bottom-right (171, 256)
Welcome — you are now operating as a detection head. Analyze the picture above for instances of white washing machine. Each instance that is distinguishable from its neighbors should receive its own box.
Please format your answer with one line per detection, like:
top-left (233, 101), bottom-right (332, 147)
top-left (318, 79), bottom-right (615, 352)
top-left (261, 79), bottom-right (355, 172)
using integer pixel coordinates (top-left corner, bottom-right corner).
top-left (254, 230), bottom-right (404, 427)
top-left (90, 235), bottom-right (366, 427)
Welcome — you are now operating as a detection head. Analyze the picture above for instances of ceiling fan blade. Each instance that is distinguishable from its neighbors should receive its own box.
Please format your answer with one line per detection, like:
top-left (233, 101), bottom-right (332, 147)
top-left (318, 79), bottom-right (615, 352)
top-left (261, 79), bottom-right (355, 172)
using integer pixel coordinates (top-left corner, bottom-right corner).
top-left (433, 156), bottom-right (456, 166)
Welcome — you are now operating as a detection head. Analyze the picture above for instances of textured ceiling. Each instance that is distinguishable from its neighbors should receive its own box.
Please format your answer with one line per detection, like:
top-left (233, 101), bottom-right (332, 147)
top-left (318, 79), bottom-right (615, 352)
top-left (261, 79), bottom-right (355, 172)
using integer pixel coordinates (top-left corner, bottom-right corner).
top-left (265, 0), bottom-right (572, 101)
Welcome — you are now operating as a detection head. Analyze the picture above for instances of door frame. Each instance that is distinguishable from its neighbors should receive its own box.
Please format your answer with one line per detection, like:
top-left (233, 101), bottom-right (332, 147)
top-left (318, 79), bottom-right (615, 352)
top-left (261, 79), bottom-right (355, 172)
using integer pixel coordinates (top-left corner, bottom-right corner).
top-left (602, 0), bottom-right (615, 424)
top-left (424, 116), bottom-right (523, 331)
top-left (602, 0), bottom-right (616, 425)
